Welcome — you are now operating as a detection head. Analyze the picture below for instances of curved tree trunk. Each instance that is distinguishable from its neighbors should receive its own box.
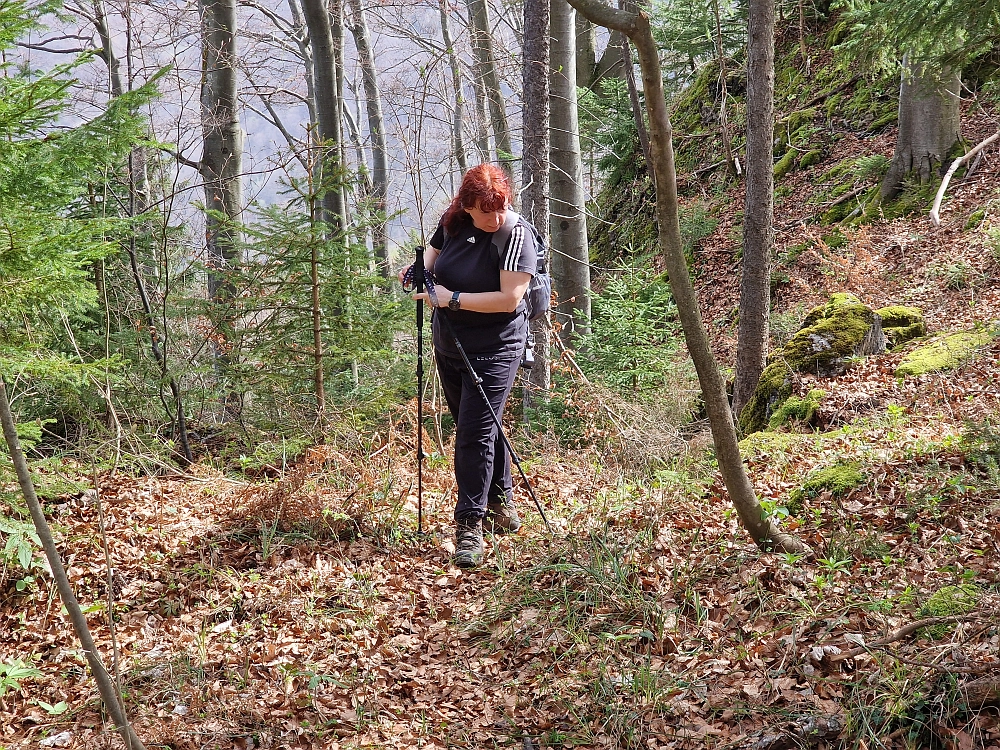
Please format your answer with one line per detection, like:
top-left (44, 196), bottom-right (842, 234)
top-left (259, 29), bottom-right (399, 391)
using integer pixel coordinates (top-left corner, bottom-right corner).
top-left (879, 52), bottom-right (961, 202)
top-left (564, 0), bottom-right (808, 555)
top-left (550, 0), bottom-right (591, 344)
top-left (523, 0), bottom-right (551, 397)
top-left (732, 0), bottom-right (775, 419)
top-left (0, 379), bottom-right (147, 750)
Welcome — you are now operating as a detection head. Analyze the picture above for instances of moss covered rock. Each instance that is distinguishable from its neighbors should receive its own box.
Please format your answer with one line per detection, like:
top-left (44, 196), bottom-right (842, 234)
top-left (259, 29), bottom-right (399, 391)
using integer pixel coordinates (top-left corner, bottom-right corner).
top-left (895, 330), bottom-right (992, 377)
top-left (787, 293), bottom-right (886, 376)
top-left (738, 361), bottom-right (794, 435)
top-left (769, 388), bottom-right (826, 429)
top-left (875, 305), bottom-right (926, 349)
top-left (739, 294), bottom-right (886, 435)
top-left (788, 462), bottom-right (865, 514)
top-left (799, 149), bottom-right (823, 169)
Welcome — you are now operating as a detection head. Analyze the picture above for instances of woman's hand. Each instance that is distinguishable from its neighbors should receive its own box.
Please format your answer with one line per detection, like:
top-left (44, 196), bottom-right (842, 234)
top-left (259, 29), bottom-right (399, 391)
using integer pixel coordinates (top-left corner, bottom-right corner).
top-left (413, 282), bottom-right (451, 308)
top-left (397, 264), bottom-right (412, 286)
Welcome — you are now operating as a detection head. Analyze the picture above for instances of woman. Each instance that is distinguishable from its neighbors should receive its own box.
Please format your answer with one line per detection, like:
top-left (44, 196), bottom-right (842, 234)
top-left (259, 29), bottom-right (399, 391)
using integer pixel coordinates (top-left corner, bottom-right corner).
top-left (402, 164), bottom-right (538, 568)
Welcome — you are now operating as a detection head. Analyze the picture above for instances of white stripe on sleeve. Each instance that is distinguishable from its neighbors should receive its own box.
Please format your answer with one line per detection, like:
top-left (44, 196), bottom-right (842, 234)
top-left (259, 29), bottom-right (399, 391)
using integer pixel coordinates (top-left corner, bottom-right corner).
top-left (504, 225), bottom-right (524, 272)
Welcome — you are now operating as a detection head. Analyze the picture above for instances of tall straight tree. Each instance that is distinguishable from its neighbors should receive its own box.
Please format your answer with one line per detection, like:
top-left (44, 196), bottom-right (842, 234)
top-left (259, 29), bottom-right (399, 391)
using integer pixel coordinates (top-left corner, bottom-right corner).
top-left (199, 0), bottom-right (244, 307)
top-left (465, 0), bottom-right (515, 182)
top-left (346, 0), bottom-right (390, 276)
top-left (564, 0), bottom-right (807, 554)
top-left (301, 0), bottom-right (346, 229)
top-left (438, 0), bottom-right (469, 176)
top-left (523, 0), bottom-right (551, 393)
top-left (550, 0), bottom-right (591, 344)
top-left (732, 0), bottom-right (775, 419)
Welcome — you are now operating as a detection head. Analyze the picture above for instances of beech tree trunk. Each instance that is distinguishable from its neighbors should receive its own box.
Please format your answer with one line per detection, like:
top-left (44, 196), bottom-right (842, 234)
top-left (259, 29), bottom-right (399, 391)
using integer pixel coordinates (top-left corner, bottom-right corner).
top-left (465, 0), bottom-right (515, 183)
top-left (199, 0), bottom-right (243, 304)
top-left (300, 0), bottom-right (346, 229)
top-left (523, 0), bottom-right (551, 395)
top-left (564, 0), bottom-right (809, 555)
top-left (550, 0), bottom-right (591, 344)
top-left (732, 0), bottom-right (775, 419)
top-left (347, 0), bottom-right (390, 277)
top-left (576, 13), bottom-right (596, 88)
top-left (439, 0), bottom-right (469, 176)
top-left (879, 52), bottom-right (961, 201)
top-left (0, 378), bottom-right (147, 750)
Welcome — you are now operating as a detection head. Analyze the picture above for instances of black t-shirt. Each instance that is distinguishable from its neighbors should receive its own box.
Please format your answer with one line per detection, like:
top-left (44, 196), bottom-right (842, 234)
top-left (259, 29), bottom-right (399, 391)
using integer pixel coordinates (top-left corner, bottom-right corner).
top-left (429, 215), bottom-right (538, 359)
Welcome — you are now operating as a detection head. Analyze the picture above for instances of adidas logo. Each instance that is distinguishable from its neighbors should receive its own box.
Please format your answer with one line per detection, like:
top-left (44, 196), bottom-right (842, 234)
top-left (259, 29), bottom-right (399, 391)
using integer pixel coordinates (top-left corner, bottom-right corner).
top-left (466, 237), bottom-right (476, 243)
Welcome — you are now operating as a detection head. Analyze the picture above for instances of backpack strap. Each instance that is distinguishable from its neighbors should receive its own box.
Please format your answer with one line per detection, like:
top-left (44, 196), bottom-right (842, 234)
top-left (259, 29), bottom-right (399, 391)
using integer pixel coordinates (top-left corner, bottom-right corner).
top-left (490, 209), bottom-right (521, 259)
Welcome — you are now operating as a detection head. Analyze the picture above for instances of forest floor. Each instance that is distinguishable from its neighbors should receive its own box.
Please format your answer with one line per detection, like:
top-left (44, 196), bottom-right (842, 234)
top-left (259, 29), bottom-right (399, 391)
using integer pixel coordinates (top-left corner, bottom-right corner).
top-left (4, 76), bottom-right (1000, 750)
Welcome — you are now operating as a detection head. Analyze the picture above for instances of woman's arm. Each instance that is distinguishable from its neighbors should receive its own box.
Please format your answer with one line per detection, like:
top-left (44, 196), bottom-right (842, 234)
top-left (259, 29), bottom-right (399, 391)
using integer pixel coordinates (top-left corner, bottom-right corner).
top-left (413, 270), bottom-right (531, 313)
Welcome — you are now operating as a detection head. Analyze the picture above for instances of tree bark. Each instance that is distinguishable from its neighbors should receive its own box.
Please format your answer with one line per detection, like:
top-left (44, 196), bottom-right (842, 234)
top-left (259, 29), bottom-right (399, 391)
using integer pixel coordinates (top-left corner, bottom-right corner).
top-left (879, 52), bottom-right (961, 202)
top-left (465, 0), bottom-right (515, 184)
top-left (564, 0), bottom-right (808, 554)
top-left (732, 0), bottom-right (775, 419)
top-left (346, 0), bottom-right (390, 277)
top-left (439, 0), bottom-right (469, 176)
top-left (199, 0), bottom-right (243, 304)
top-left (575, 13), bottom-right (596, 88)
top-left (523, 0), bottom-right (551, 396)
top-left (0, 378), bottom-right (147, 750)
top-left (550, 0), bottom-right (591, 344)
top-left (300, 0), bottom-right (346, 230)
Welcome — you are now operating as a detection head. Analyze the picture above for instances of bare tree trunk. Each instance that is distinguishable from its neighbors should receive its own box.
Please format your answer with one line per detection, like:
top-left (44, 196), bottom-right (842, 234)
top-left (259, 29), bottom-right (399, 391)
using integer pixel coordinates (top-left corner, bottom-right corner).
top-left (301, 0), bottom-right (346, 229)
top-left (347, 0), bottom-right (390, 277)
top-left (711, 0), bottom-right (737, 174)
top-left (575, 13), bottom-right (596, 88)
top-left (732, 0), bottom-right (774, 419)
top-left (199, 0), bottom-right (243, 417)
top-left (550, 0), bottom-right (591, 344)
top-left (564, 0), bottom-right (808, 555)
top-left (0, 378), bottom-right (147, 750)
top-left (524, 0), bottom-right (551, 397)
top-left (439, 0), bottom-right (469, 176)
top-left (619, 0), bottom-right (649, 165)
top-left (200, 0), bottom-right (243, 303)
top-left (466, 0), bottom-right (515, 183)
top-left (879, 53), bottom-right (961, 201)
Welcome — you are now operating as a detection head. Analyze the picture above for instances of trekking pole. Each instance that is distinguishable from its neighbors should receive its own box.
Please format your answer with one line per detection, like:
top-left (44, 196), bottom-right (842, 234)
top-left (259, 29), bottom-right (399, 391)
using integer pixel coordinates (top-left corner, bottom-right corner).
top-left (413, 246), bottom-right (426, 534)
top-left (437, 312), bottom-right (553, 534)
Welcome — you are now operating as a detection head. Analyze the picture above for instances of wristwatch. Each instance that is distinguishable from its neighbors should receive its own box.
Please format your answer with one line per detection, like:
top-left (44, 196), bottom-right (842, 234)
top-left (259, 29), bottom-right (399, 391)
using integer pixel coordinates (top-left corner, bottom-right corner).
top-left (449, 291), bottom-right (461, 311)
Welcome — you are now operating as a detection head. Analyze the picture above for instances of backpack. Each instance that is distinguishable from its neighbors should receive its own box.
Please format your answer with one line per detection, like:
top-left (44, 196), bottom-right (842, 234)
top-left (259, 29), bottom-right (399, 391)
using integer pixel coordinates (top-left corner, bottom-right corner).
top-left (491, 210), bottom-right (552, 322)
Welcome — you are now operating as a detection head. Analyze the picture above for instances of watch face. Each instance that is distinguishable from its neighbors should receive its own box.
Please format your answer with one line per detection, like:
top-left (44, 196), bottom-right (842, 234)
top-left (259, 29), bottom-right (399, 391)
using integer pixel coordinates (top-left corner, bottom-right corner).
top-left (449, 292), bottom-right (460, 310)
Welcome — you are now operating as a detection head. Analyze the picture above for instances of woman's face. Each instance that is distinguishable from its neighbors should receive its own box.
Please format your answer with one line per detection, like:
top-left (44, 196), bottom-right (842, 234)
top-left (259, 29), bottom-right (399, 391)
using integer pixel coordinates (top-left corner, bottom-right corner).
top-left (465, 202), bottom-right (506, 233)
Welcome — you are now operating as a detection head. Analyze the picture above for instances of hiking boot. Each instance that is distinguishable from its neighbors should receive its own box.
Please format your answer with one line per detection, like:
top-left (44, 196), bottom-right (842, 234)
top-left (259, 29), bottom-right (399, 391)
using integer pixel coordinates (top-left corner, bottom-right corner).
top-left (483, 496), bottom-right (521, 535)
top-left (453, 520), bottom-right (484, 569)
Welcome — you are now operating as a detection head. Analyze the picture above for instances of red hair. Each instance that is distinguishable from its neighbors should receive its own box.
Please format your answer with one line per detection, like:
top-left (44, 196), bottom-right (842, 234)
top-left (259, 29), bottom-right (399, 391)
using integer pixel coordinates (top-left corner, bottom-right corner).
top-left (441, 164), bottom-right (512, 235)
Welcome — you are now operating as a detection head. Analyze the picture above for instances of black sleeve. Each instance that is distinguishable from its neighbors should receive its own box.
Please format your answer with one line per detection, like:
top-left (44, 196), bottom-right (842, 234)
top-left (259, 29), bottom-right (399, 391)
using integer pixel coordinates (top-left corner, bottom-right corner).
top-left (429, 221), bottom-right (445, 250)
top-left (502, 221), bottom-right (538, 275)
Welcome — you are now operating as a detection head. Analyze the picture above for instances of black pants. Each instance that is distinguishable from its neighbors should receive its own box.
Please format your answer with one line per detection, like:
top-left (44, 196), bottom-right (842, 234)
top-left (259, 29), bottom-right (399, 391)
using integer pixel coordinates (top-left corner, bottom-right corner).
top-left (435, 351), bottom-right (520, 524)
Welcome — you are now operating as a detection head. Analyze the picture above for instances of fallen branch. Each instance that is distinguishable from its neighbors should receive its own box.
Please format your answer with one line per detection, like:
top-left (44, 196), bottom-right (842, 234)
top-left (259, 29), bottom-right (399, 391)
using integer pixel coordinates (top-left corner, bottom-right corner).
top-left (930, 130), bottom-right (1000, 226)
top-left (829, 613), bottom-right (985, 662)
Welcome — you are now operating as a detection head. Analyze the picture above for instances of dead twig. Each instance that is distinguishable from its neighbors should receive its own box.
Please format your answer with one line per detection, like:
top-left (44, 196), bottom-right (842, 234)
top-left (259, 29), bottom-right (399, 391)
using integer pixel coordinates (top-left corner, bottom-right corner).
top-left (829, 613), bottom-right (986, 662)
top-left (930, 129), bottom-right (1000, 226)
